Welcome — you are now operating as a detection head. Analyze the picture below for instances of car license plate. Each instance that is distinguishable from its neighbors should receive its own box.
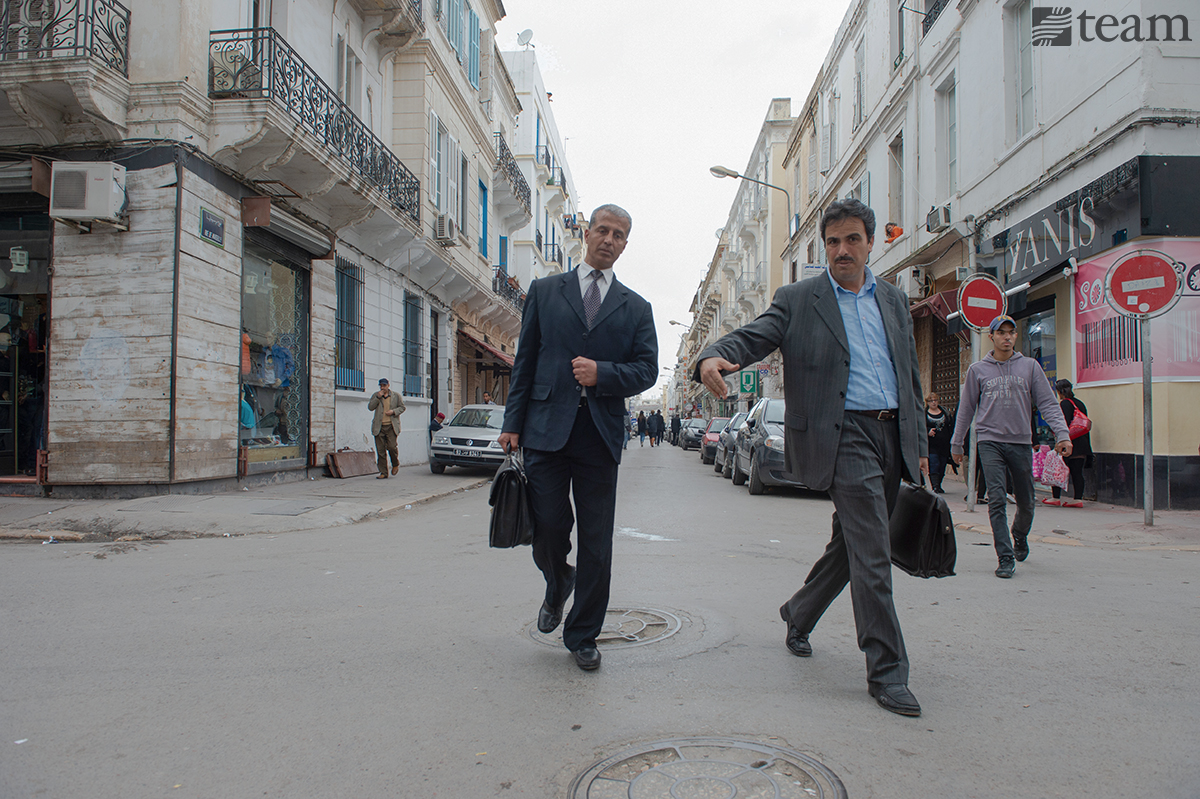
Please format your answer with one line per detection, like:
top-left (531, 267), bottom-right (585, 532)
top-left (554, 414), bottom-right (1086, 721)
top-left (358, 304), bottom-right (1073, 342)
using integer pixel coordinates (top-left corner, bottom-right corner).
top-left (454, 448), bottom-right (470, 456)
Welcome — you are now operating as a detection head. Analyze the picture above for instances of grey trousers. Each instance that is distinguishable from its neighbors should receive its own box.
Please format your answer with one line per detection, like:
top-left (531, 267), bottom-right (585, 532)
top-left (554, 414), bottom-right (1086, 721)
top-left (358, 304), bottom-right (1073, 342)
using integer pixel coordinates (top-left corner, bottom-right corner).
top-left (781, 412), bottom-right (909, 685)
top-left (977, 441), bottom-right (1036, 562)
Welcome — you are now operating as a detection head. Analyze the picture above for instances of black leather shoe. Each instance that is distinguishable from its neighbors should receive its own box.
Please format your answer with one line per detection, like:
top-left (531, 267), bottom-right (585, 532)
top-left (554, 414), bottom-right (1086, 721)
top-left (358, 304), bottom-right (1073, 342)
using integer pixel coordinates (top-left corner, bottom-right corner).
top-left (869, 683), bottom-right (921, 717)
top-left (537, 600), bottom-right (564, 634)
top-left (780, 607), bottom-right (812, 657)
top-left (995, 557), bottom-right (1016, 578)
top-left (572, 647), bottom-right (601, 671)
top-left (1013, 535), bottom-right (1029, 562)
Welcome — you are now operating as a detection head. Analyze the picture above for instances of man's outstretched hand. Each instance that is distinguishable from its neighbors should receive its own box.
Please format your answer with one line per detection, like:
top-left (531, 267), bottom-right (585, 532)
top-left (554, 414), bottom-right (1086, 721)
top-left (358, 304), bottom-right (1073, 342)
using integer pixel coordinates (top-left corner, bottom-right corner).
top-left (698, 357), bottom-right (740, 398)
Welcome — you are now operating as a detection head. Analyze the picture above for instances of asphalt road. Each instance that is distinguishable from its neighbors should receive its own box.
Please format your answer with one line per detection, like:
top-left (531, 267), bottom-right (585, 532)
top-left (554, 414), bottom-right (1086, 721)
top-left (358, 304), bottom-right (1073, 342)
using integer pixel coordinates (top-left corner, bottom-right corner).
top-left (2, 442), bottom-right (1198, 798)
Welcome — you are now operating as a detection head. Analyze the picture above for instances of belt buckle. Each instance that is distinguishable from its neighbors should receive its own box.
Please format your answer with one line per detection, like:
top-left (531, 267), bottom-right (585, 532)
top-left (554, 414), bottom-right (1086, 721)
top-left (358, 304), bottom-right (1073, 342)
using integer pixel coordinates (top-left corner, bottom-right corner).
top-left (877, 410), bottom-right (889, 421)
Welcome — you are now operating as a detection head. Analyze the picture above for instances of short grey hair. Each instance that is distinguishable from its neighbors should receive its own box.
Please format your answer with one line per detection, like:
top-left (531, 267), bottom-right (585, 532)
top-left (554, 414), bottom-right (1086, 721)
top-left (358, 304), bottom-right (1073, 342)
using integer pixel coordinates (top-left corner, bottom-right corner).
top-left (589, 204), bottom-right (632, 235)
top-left (820, 198), bottom-right (876, 241)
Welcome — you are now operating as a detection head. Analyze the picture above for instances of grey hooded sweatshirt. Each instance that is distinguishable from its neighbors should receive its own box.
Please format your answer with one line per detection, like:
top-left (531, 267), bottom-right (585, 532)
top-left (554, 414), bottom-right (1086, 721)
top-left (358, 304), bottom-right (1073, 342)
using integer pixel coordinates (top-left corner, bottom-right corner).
top-left (950, 351), bottom-right (1069, 456)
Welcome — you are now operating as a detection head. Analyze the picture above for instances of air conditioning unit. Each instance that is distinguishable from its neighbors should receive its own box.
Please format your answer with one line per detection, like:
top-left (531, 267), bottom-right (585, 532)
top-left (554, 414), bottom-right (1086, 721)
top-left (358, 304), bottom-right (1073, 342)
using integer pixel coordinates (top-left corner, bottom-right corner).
top-left (926, 204), bottom-right (951, 233)
top-left (434, 213), bottom-right (458, 244)
top-left (50, 162), bottom-right (126, 221)
top-left (896, 268), bottom-right (924, 300)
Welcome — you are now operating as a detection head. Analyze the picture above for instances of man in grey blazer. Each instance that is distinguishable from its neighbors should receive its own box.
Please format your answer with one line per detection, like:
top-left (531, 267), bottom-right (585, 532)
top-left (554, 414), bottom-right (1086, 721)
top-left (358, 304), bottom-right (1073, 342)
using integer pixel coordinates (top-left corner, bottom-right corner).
top-left (695, 199), bottom-right (928, 716)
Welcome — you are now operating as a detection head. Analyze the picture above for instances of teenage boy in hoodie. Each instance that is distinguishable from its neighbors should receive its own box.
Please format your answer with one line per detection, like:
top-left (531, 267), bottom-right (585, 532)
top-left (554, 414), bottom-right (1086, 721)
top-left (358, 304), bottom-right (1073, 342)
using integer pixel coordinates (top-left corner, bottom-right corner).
top-left (951, 315), bottom-right (1071, 578)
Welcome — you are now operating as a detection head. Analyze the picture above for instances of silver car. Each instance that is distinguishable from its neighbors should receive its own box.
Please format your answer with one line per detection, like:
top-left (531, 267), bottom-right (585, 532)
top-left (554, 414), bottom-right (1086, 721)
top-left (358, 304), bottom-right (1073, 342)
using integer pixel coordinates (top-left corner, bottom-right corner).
top-left (429, 405), bottom-right (506, 473)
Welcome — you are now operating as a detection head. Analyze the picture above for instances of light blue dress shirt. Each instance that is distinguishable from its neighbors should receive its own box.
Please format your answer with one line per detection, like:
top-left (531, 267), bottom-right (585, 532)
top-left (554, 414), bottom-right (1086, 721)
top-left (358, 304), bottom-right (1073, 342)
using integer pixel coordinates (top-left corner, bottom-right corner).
top-left (828, 267), bottom-right (899, 410)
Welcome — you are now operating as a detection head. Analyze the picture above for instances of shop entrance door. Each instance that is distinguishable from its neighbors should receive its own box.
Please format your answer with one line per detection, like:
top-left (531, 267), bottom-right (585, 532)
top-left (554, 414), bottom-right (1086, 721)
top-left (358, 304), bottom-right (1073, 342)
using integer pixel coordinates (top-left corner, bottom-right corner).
top-left (0, 211), bottom-right (50, 477)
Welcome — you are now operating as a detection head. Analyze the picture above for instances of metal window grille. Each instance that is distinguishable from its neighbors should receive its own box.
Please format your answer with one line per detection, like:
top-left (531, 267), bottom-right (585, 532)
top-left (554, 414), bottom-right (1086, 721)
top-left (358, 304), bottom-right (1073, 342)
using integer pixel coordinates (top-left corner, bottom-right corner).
top-left (403, 291), bottom-right (424, 396)
top-left (335, 255), bottom-right (364, 391)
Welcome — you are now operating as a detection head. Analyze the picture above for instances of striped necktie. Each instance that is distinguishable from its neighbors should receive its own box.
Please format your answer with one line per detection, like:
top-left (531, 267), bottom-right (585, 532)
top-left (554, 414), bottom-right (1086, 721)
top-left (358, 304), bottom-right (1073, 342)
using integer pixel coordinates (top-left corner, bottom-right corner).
top-left (584, 270), bottom-right (603, 328)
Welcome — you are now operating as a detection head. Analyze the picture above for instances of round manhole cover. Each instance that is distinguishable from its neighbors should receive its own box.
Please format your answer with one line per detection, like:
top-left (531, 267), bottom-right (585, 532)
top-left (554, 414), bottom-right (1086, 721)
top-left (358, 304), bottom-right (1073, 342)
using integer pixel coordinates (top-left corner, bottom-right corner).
top-left (527, 607), bottom-right (683, 649)
top-left (568, 737), bottom-right (846, 799)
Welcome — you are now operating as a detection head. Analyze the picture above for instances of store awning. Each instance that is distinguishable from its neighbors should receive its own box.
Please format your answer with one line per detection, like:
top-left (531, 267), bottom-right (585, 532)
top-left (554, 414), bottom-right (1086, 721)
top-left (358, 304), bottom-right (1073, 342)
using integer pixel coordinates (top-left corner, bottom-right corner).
top-left (459, 330), bottom-right (514, 367)
top-left (909, 289), bottom-right (958, 323)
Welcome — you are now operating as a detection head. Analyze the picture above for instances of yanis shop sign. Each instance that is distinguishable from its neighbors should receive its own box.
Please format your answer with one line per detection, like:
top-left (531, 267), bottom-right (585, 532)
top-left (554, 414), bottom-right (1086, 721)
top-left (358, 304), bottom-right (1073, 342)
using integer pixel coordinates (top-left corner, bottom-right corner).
top-left (1032, 7), bottom-right (1191, 45)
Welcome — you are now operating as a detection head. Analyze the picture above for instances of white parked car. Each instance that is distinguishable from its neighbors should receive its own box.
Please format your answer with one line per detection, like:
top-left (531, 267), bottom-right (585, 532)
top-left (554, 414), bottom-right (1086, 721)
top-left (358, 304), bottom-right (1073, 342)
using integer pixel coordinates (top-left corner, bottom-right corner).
top-left (429, 404), bottom-right (506, 473)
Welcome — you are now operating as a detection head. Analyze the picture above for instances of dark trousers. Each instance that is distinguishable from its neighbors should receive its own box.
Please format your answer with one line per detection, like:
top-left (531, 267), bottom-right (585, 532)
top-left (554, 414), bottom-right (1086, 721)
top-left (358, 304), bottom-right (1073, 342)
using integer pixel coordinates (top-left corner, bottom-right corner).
top-left (524, 405), bottom-right (619, 652)
top-left (780, 413), bottom-right (908, 685)
top-left (928, 452), bottom-right (947, 490)
top-left (1051, 458), bottom-right (1086, 500)
top-left (978, 441), bottom-right (1036, 561)
top-left (374, 427), bottom-right (399, 474)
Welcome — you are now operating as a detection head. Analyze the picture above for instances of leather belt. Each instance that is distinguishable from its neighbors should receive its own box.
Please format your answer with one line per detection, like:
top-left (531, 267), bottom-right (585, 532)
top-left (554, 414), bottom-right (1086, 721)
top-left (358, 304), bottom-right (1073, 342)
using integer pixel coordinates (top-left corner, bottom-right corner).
top-left (579, 395), bottom-right (589, 407)
top-left (847, 409), bottom-right (897, 421)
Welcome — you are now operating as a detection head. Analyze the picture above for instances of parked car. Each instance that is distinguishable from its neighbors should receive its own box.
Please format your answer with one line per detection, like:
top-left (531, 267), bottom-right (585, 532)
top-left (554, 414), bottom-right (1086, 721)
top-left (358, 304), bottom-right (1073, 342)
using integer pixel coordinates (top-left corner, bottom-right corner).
top-left (714, 412), bottom-right (748, 476)
top-left (700, 417), bottom-right (730, 464)
top-left (429, 404), bottom-right (506, 473)
top-left (678, 418), bottom-right (707, 450)
top-left (730, 398), bottom-right (806, 494)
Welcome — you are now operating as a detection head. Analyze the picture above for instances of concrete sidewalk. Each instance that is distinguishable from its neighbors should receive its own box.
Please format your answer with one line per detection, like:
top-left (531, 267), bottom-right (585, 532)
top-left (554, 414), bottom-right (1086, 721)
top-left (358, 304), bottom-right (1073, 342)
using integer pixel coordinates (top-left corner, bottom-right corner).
top-left (0, 463), bottom-right (493, 543)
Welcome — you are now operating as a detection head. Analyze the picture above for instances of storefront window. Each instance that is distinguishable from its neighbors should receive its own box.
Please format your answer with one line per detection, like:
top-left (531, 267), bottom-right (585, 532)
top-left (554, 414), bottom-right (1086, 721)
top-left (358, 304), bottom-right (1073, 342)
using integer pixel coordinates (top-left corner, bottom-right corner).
top-left (241, 240), bottom-right (308, 469)
top-left (0, 212), bottom-right (50, 477)
top-left (1022, 308), bottom-right (1058, 446)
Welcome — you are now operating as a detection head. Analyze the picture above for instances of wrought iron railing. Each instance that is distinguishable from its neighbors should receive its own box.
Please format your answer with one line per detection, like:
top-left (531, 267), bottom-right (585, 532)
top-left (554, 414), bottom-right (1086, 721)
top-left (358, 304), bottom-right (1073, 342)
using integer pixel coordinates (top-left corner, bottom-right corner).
top-left (0, 0), bottom-right (130, 75)
top-left (922, 0), bottom-right (950, 35)
top-left (544, 242), bottom-right (562, 266)
top-left (536, 144), bottom-right (554, 171)
top-left (535, 229), bottom-right (542, 251)
top-left (492, 131), bottom-right (531, 215)
top-left (492, 267), bottom-right (525, 312)
top-left (209, 28), bottom-right (420, 225)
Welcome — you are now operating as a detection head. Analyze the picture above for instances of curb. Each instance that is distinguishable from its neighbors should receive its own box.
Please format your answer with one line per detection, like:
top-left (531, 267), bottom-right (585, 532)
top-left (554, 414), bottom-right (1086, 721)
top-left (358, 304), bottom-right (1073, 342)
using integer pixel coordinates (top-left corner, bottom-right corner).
top-left (375, 478), bottom-right (492, 516)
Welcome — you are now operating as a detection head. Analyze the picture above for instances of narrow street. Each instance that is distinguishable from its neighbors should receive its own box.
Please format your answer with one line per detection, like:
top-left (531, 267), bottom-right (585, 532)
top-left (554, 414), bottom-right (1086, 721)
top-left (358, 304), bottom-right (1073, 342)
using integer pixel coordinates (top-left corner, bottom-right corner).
top-left (2, 442), bottom-right (1197, 798)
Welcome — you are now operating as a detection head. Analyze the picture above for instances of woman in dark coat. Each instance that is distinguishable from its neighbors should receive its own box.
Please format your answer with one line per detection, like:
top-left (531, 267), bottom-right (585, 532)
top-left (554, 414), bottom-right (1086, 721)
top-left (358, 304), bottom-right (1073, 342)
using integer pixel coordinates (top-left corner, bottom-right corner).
top-left (1047, 379), bottom-right (1091, 506)
top-left (637, 411), bottom-right (648, 446)
top-left (923, 392), bottom-right (954, 493)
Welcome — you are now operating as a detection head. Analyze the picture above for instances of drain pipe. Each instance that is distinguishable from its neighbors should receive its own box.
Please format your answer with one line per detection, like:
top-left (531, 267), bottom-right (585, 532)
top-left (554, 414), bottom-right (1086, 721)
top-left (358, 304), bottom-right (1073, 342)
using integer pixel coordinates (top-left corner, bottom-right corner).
top-left (168, 149), bottom-right (184, 485)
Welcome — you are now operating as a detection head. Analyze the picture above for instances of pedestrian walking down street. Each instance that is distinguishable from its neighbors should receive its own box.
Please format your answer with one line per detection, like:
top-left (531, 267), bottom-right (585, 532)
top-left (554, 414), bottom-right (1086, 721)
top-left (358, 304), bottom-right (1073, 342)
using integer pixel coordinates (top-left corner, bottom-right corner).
top-left (623, 413), bottom-right (632, 450)
top-left (498, 204), bottom-right (658, 673)
top-left (1047, 379), bottom-right (1092, 507)
top-left (650, 410), bottom-right (664, 446)
top-left (670, 414), bottom-right (681, 445)
top-left (696, 199), bottom-right (928, 718)
top-left (637, 411), bottom-right (647, 446)
top-left (369, 378), bottom-right (406, 479)
top-left (951, 315), bottom-right (1071, 578)
top-left (924, 393), bottom-right (954, 493)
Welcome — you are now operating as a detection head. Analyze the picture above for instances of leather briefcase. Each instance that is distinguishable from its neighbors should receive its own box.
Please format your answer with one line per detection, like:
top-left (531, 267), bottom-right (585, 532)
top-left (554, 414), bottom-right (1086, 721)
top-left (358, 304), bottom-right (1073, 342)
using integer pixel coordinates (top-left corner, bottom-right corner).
top-left (889, 481), bottom-right (957, 578)
top-left (488, 449), bottom-right (534, 548)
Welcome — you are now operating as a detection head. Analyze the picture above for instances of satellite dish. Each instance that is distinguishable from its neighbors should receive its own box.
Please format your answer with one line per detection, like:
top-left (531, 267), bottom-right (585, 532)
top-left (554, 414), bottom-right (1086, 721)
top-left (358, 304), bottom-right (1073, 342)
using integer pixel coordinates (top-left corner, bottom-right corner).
top-left (517, 29), bottom-right (534, 48)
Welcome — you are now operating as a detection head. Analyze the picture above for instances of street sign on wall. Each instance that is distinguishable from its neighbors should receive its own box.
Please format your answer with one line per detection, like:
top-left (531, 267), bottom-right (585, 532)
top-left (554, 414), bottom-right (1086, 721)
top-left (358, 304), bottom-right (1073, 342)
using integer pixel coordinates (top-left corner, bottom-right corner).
top-left (739, 370), bottom-right (758, 393)
top-left (1104, 249), bottom-right (1183, 319)
top-left (957, 274), bottom-right (1007, 331)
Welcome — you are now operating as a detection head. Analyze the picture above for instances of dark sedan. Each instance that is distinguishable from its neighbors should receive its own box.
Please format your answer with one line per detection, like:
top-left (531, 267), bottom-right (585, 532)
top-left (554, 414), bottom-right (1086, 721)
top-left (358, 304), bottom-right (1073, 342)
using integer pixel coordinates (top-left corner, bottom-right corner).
top-left (678, 418), bottom-right (707, 450)
top-left (714, 412), bottom-right (748, 477)
top-left (730, 398), bottom-right (806, 494)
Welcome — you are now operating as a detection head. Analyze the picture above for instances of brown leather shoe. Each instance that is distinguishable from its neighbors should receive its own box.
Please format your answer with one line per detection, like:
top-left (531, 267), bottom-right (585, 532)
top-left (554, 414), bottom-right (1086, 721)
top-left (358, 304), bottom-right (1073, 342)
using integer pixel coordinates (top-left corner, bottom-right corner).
top-left (391, 465), bottom-right (399, 475)
top-left (377, 473), bottom-right (388, 479)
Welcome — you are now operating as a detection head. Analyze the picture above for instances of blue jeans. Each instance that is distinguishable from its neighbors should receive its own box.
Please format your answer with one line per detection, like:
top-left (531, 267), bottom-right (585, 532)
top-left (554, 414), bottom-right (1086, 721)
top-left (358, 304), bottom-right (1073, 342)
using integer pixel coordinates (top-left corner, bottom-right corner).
top-left (977, 441), bottom-right (1036, 562)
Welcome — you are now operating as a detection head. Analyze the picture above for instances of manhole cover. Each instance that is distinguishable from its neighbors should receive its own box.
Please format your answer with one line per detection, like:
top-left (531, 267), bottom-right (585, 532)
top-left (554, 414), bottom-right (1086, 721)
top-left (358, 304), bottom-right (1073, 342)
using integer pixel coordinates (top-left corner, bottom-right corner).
top-left (527, 607), bottom-right (683, 649)
top-left (569, 737), bottom-right (847, 798)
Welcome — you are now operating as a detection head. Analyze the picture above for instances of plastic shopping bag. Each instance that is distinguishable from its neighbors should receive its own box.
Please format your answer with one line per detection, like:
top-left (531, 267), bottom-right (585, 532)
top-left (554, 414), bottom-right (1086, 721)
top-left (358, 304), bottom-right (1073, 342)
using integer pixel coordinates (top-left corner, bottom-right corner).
top-left (1039, 449), bottom-right (1069, 490)
top-left (1031, 445), bottom-right (1050, 482)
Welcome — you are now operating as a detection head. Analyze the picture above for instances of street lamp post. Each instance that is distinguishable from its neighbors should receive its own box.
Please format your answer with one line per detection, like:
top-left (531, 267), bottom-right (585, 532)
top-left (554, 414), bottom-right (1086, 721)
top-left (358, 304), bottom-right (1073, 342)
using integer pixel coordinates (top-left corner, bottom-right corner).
top-left (710, 165), bottom-right (793, 236)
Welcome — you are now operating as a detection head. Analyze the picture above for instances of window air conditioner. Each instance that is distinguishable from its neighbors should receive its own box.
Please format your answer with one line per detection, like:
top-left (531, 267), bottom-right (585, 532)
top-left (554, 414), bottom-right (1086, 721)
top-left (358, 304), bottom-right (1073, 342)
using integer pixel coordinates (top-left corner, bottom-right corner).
top-left (50, 162), bottom-right (126, 221)
top-left (926, 204), bottom-right (951, 233)
top-left (434, 213), bottom-right (458, 244)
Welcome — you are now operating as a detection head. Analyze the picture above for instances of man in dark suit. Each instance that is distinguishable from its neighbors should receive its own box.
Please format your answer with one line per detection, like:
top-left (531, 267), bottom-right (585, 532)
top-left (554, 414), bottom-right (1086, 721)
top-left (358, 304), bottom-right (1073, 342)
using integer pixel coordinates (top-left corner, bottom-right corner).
top-left (695, 199), bottom-right (928, 716)
top-left (498, 204), bottom-right (658, 672)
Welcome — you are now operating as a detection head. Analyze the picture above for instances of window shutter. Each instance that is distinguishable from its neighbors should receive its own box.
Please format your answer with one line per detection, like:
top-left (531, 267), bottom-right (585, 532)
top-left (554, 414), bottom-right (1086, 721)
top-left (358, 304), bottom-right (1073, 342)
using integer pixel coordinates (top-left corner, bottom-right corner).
top-left (807, 146), bottom-right (817, 196)
top-left (450, 0), bottom-right (463, 59)
top-left (468, 7), bottom-right (480, 89)
top-left (428, 111), bottom-right (440, 210)
top-left (820, 124), bottom-right (831, 173)
top-left (447, 137), bottom-right (460, 228)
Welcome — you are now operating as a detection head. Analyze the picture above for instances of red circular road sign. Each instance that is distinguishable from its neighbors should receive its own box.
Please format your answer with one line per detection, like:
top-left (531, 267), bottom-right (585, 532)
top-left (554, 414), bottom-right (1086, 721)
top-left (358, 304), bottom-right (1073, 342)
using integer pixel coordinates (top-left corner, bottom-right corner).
top-left (1105, 249), bottom-right (1183, 318)
top-left (957, 274), bottom-right (1007, 331)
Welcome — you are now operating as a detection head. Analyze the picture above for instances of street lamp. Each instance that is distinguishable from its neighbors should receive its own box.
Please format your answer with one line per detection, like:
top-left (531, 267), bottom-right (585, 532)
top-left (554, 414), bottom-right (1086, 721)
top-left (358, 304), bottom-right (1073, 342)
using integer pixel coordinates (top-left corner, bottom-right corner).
top-left (668, 319), bottom-right (691, 330)
top-left (710, 165), bottom-right (793, 236)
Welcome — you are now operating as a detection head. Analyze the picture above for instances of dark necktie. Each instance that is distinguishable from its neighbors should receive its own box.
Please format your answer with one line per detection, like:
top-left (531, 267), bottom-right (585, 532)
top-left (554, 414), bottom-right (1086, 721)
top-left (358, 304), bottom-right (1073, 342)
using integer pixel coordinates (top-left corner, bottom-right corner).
top-left (584, 270), bottom-right (603, 328)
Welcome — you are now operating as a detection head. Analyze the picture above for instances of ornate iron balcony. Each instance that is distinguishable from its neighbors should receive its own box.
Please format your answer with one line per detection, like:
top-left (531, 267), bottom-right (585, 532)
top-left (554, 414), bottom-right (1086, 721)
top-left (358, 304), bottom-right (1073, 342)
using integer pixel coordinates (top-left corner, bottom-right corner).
top-left (492, 131), bottom-right (531, 215)
top-left (209, 28), bottom-right (420, 225)
top-left (544, 242), bottom-right (562, 266)
top-left (536, 144), bottom-right (554, 171)
top-left (535, 229), bottom-right (542, 250)
top-left (922, 0), bottom-right (951, 36)
top-left (492, 267), bottom-right (525, 312)
top-left (0, 0), bottom-right (130, 76)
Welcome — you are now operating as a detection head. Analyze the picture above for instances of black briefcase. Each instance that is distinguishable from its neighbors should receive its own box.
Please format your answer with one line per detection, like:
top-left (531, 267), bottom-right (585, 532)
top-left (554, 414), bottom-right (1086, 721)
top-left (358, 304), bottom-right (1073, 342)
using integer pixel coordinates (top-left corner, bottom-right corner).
top-left (488, 449), bottom-right (534, 548)
top-left (889, 481), bottom-right (956, 578)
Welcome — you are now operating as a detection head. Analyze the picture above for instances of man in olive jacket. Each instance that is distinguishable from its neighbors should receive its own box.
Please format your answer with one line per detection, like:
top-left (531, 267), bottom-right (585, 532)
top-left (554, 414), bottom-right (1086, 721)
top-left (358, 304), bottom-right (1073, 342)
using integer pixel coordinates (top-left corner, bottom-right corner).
top-left (368, 378), bottom-right (406, 478)
top-left (695, 199), bottom-right (928, 717)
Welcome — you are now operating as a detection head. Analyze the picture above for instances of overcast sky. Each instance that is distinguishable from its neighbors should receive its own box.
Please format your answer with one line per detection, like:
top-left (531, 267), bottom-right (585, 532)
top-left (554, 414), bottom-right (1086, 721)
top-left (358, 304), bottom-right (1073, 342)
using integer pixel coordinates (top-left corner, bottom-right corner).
top-left (495, 0), bottom-right (849, 393)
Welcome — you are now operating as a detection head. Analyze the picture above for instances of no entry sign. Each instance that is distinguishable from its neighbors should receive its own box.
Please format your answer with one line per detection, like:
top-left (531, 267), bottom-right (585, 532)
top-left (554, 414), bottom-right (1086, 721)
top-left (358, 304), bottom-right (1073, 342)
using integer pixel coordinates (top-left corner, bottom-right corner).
top-left (1105, 249), bottom-right (1182, 319)
top-left (957, 274), bottom-right (1007, 331)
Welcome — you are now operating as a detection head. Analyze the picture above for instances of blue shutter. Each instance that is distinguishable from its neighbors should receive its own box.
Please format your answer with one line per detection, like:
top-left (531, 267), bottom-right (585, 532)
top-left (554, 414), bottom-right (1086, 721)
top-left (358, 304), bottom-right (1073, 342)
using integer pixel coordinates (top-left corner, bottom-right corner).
top-left (478, 180), bottom-right (488, 255)
top-left (468, 7), bottom-right (480, 89)
top-left (499, 236), bottom-right (508, 270)
top-left (450, 0), bottom-right (463, 59)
